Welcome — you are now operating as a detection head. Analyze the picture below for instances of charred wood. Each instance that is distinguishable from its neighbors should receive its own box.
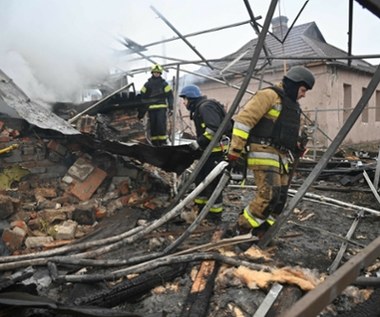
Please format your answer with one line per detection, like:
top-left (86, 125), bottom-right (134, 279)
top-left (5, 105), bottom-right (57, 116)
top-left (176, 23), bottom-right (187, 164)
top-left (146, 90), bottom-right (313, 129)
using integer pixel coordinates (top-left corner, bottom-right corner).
top-left (180, 262), bottom-right (220, 317)
top-left (266, 285), bottom-right (303, 317)
top-left (353, 277), bottom-right (380, 288)
top-left (0, 291), bottom-right (144, 317)
top-left (288, 221), bottom-right (366, 248)
top-left (74, 264), bottom-right (187, 308)
top-left (179, 223), bottom-right (227, 317)
top-left (336, 287), bottom-right (380, 317)
top-left (0, 267), bottom-right (34, 292)
top-left (54, 251), bottom-right (271, 283)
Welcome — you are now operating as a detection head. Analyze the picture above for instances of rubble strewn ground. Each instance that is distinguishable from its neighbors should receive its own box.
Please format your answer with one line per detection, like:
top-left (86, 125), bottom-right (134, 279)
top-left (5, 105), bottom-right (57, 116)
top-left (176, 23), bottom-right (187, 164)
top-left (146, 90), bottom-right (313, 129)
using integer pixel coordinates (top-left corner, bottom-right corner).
top-left (0, 98), bottom-right (379, 317)
top-left (1, 141), bottom-right (379, 316)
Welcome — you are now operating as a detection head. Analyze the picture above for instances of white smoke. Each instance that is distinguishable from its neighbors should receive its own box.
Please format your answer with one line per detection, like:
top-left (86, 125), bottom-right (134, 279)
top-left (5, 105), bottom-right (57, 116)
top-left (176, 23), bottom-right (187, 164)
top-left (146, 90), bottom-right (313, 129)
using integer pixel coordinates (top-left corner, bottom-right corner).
top-left (0, 0), bottom-right (132, 103)
top-left (2, 0), bottom-right (378, 106)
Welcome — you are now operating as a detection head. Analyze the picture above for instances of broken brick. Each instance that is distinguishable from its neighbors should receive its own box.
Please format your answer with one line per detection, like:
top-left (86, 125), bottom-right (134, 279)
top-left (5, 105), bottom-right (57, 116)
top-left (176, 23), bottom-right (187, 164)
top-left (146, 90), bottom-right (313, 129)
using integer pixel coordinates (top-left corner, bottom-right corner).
top-left (117, 179), bottom-right (130, 195)
top-left (95, 206), bottom-right (107, 220)
top-left (54, 220), bottom-right (77, 240)
top-left (70, 167), bottom-right (107, 201)
top-left (0, 195), bottom-right (16, 220)
top-left (67, 157), bottom-right (95, 181)
top-left (35, 187), bottom-right (57, 199)
top-left (25, 236), bottom-right (54, 249)
top-left (9, 129), bottom-right (20, 138)
top-left (0, 136), bottom-right (11, 142)
top-left (47, 140), bottom-right (67, 156)
top-left (143, 201), bottom-right (157, 210)
top-left (2, 226), bottom-right (27, 252)
top-left (10, 220), bottom-right (28, 232)
top-left (39, 206), bottom-right (75, 224)
top-left (76, 115), bottom-right (96, 134)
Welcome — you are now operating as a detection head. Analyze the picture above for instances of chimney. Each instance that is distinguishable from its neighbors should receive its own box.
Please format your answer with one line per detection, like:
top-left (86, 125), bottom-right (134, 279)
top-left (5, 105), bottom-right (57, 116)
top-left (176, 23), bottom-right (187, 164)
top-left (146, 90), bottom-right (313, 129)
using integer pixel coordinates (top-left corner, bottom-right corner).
top-left (271, 16), bottom-right (288, 39)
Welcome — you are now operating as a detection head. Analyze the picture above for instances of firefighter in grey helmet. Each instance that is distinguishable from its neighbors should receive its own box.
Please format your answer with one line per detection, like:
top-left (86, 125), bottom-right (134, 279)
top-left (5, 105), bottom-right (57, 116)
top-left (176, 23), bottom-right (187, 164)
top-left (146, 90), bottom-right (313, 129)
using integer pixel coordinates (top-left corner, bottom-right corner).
top-left (227, 66), bottom-right (315, 248)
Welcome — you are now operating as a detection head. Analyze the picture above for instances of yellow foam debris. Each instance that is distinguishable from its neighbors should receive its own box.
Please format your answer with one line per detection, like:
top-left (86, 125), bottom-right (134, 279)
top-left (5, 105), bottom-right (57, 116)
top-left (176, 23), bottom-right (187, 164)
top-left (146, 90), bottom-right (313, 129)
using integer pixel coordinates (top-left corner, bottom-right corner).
top-left (234, 265), bottom-right (319, 291)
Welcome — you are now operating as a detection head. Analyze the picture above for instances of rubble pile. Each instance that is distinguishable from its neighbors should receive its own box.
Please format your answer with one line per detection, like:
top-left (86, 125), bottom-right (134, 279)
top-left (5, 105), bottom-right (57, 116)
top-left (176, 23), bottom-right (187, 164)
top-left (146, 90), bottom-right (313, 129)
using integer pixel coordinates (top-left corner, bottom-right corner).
top-left (0, 121), bottom-right (171, 257)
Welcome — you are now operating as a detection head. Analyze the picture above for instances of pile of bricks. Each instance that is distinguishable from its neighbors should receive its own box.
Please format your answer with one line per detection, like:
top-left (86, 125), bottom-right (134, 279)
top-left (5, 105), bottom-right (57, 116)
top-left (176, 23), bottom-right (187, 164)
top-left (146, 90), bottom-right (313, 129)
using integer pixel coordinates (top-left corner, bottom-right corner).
top-left (0, 120), bottom-right (171, 255)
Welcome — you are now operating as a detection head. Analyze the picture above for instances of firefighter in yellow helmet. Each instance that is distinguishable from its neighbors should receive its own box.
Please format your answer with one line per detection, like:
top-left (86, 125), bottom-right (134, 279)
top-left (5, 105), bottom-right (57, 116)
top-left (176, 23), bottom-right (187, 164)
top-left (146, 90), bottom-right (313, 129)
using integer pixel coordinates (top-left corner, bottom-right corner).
top-left (227, 66), bottom-right (315, 248)
top-left (139, 64), bottom-right (174, 146)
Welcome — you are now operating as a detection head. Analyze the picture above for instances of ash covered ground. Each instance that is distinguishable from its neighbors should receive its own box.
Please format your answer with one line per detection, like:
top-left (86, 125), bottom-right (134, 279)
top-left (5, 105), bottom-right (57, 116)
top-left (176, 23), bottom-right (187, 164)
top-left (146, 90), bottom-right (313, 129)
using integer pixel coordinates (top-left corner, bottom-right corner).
top-left (35, 170), bottom-right (380, 317)
top-left (1, 148), bottom-right (379, 317)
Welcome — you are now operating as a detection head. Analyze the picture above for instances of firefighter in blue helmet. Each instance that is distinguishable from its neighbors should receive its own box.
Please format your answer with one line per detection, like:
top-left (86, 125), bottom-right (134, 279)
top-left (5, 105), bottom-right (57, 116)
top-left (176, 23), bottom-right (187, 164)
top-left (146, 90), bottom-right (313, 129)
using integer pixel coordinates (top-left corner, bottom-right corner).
top-left (227, 66), bottom-right (315, 247)
top-left (139, 64), bottom-right (174, 146)
top-left (180, 84), bottom-right (231, 222)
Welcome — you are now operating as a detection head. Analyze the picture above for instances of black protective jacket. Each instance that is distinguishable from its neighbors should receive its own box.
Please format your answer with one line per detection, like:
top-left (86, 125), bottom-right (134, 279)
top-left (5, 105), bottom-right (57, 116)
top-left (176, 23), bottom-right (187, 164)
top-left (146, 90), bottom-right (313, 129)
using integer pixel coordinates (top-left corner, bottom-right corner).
top-left (190, 97), bottom-right (228, 150)
top-left (139, 76), bottom-right (173, 117)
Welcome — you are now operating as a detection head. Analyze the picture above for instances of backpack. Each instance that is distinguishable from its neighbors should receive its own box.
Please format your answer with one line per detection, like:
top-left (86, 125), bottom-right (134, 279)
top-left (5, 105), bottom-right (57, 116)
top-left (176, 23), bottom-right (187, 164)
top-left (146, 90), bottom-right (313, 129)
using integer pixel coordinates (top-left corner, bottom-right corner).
top-left (199, 98), bottom-right (233, 137)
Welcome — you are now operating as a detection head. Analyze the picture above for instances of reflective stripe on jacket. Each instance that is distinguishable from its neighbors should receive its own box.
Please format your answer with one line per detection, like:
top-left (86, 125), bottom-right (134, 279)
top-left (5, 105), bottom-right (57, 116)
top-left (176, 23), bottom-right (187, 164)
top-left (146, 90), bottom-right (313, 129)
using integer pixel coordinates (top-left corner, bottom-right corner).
top-left (248, 143), bottom-right (289, 172)
top-left (229, 87), bottom-right (281, 157)
top-left (192, 97), bottom-right (227, 151)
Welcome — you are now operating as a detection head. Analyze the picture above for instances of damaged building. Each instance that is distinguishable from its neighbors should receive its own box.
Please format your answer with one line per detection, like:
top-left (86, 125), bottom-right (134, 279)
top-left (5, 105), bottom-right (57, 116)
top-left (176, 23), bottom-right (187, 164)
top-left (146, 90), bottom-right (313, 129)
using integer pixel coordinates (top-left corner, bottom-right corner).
top-left (1, 1), bottom-right (380, 317)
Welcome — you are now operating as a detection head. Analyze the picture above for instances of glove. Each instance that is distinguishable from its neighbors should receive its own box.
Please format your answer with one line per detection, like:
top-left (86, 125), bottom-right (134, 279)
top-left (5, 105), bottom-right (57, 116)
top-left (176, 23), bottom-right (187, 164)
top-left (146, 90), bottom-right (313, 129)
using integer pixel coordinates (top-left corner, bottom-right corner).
top-left (227, 153), bottom-right (240, 170)
top-left (295, 142), bottom-right (307, 158)
top-left (168, 109), bottom-right (173, 116)
top-left (189, 141), bottom-right (200, 151)
top-left (227, 153), bottom-right (239, 161)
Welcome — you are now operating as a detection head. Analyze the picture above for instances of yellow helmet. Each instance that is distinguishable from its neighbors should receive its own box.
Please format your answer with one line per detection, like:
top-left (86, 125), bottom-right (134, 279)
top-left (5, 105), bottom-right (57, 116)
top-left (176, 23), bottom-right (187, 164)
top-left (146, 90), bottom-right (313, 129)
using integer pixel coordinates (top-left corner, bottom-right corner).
top-left (151, 64), bottom-right (163, 74)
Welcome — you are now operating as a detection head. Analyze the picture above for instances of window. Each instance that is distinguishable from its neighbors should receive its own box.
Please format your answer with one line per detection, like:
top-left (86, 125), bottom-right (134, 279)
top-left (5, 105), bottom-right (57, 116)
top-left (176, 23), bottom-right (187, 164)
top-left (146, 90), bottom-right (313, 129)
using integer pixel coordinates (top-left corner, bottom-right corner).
top-left (343, 84), bottom-right (351, 122)
top-left (361, 87), bottom-right (368, 123)
top-left (376, 90), bottom-right (380, 122)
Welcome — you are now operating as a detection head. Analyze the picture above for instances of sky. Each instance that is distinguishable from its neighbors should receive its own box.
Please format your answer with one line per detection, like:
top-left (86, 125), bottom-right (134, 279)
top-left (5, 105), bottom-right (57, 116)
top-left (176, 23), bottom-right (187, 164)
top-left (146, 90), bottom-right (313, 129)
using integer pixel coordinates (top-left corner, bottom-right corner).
top-left (0, 0), bottom-right (379, 103)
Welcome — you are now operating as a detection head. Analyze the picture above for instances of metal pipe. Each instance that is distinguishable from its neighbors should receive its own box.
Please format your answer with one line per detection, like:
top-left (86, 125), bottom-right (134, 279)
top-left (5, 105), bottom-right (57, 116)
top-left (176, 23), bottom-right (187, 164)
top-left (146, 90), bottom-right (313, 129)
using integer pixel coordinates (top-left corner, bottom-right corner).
top-left (68, 82), bottom-right (134, 124)
top-left (142, 19), bottom-right (259, 49)
top-left (282, 1), bottom-right (309, 44)
top-left (171, 64), bottom-right (180, 146)
top-left (164, 169), bottom-right (230, 254)
top-left (150, 5), bottom-right (214, 70)
top-left (243, 0), bottom-right (271, 63)
top-left (374, 146), bottom-right (380, 191)
top-left (167, 67), bottom-right (256, 95)
top-left (348, 0), bottom-right (354, 66)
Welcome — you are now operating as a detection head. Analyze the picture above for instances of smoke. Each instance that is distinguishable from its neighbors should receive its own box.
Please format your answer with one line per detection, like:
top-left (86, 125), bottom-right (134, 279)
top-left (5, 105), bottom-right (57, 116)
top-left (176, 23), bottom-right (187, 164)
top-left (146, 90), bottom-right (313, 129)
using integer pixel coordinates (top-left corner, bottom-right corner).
top-left (0, 0), bottom-right (131, 103)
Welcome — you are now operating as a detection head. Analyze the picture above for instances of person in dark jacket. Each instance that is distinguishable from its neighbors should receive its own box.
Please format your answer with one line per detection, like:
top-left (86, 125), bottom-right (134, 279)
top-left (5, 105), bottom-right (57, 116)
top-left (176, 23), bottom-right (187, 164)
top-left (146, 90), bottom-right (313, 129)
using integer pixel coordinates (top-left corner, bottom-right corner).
top-left (139, 64), bottom-right (174, 146)
top-left (180, 84), bottom-right (230, 222)
top-left (227, 66), bottom-right (315, 244)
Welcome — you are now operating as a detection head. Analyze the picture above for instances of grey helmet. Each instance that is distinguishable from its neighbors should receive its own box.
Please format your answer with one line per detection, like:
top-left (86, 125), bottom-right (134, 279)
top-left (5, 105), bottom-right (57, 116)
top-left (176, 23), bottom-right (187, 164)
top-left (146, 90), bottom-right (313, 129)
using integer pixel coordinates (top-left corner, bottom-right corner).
top-left (284, 66), bottom-right (315, 90)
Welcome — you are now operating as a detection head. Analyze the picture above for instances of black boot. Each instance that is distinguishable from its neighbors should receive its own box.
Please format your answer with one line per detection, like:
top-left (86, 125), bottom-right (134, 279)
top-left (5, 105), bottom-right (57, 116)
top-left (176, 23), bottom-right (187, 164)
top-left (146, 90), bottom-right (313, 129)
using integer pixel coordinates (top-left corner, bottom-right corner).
top-left (205, 212), bottom-right (222, 225)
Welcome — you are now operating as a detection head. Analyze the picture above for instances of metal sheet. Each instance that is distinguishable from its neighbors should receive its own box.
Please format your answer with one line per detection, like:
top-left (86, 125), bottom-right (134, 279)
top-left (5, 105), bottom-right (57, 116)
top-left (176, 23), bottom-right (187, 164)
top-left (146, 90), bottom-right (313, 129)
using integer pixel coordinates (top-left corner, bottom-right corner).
top-left (0, 69), bottom-right (80, 135)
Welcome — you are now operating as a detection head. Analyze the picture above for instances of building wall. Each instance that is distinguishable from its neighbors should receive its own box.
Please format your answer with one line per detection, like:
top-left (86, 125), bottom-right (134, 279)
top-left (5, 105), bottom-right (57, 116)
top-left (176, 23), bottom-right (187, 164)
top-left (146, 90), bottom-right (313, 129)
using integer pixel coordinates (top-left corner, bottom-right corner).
top-left (184, 63), bottom-right (380, 148)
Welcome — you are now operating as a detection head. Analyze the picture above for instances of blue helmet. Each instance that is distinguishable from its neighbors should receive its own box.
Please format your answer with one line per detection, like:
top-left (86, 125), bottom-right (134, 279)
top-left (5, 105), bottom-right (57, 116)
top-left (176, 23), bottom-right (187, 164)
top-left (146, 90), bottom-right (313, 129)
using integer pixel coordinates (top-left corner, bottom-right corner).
top-left (180, 85), bottom-right (202, 98)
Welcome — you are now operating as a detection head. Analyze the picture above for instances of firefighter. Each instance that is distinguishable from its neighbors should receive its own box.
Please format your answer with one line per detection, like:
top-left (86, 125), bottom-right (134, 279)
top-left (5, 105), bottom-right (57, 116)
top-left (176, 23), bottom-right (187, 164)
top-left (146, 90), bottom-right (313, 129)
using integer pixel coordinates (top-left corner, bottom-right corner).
top-left (139, 64), bottom-right (174, 146)
top-left (227, 66), bottom-right (315, 243)
top-left (180, 84), bottom-right (231, 222)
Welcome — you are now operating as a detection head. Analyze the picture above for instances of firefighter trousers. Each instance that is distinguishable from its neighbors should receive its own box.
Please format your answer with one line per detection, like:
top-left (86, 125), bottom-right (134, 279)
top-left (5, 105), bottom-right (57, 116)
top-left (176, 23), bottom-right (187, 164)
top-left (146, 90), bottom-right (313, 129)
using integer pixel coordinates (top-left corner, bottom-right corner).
top-left (248, 168), bottom-right (289, 221)
top-left (194, 152), bottom-right (224, 214)
top-left (148, 108), bottom-right (168, 146)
